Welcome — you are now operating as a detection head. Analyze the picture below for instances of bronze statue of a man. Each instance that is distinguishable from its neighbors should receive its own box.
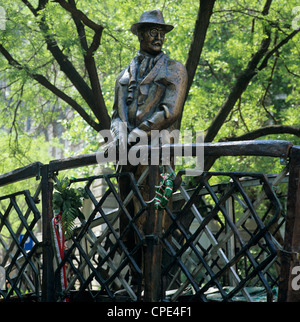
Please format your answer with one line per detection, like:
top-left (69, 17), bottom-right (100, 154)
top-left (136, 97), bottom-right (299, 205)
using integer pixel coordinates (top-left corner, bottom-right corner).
top-left (110, 10), bottom-right (187, 284)
top-left (111, 9), bottom-right (187, 152)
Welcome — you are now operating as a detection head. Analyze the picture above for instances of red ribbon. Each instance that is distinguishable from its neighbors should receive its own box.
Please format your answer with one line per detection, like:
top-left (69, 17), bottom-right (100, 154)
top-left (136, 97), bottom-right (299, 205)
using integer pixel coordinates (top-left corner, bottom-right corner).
top-left (53, 212), bottom-right (69, 302)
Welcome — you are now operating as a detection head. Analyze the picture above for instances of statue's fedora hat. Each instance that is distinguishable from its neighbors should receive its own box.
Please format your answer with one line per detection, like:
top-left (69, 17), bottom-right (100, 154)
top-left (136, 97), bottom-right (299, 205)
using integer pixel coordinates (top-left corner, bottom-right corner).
top-left (131, 10), bottom-right (174, 35)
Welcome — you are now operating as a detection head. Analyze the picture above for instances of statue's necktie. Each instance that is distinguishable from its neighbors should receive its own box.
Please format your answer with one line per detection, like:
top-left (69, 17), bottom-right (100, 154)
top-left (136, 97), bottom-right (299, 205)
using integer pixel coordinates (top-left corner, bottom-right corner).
top-left (138, 56), bottom-right (154, 79)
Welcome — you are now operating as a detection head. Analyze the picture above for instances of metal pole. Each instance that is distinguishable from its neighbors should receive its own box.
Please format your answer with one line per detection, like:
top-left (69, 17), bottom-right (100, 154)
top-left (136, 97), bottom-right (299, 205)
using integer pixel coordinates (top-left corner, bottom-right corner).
top-left (143, 165), bottom-right (162, 302)
top-left (278, 146), bottom-right (300, 302)
top-left (41, 165), bottom-right (55, 302)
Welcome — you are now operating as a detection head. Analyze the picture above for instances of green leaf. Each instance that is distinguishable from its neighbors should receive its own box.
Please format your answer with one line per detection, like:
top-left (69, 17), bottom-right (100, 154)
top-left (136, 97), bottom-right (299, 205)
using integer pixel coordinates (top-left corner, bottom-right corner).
top-left (52, 177), bottom-right (88, 237)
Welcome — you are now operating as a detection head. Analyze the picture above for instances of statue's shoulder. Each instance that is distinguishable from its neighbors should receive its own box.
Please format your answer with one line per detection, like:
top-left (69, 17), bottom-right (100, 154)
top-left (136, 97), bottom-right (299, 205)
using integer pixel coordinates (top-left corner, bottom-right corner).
top-left (165, 56), bottom-right (184, 66)
top-left (164, 55), bottom-right (187, 78)
top-left (117, 55), bottom-right (138, 83)
top-left (116, 65), bottom-right (130, 85)
top-left (116, 67), bottom-right (128, 81)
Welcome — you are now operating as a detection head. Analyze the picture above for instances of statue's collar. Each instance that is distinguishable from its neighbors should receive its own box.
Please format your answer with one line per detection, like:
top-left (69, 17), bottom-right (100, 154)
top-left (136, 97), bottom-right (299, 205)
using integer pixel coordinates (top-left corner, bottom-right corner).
top-left (136, 50), bottom-right (164, 63)
top-left (119, 51), bottom-right (166, 86)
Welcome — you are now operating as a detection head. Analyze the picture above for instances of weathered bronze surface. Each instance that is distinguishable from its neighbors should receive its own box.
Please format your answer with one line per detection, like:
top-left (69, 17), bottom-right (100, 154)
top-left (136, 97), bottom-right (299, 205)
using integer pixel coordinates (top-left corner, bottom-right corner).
top-left (111, 9), bottom-right (188, 151)
top-left (110, 10), bottom-right (188, 296)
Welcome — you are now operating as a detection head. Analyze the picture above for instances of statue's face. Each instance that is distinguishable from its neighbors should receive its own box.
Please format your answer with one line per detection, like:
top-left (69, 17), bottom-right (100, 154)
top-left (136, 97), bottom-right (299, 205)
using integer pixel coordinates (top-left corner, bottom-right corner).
top-left (139, 25), bottom-right (165, 55)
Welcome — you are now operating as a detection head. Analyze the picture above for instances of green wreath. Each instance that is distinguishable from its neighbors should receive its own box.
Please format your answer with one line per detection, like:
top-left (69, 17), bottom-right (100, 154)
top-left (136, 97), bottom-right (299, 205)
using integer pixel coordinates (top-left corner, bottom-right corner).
top-left (52, 177), bottom-right (87, 238)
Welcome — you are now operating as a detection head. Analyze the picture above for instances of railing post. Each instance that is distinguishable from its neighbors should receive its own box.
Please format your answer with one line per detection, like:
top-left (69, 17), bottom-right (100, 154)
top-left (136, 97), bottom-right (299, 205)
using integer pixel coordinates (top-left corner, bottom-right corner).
top-left (143, 165), bottom-right (162, 302)
top-left (278, 146), bottom-right (300, 302)
top-left (41, 164), bottom-right (55, 302)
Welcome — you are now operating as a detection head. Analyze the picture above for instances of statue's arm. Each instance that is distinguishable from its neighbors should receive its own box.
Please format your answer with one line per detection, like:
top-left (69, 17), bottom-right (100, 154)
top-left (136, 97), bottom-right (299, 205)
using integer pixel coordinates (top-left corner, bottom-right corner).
top-left (135, 61), bottom-right (188, 136)
top-left (110, 71), bottom-right (129, 149)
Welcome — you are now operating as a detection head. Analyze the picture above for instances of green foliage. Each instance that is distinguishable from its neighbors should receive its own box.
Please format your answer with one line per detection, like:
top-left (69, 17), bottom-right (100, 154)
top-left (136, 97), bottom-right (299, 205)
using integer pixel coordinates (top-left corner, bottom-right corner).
top-left (0, 0), bottom-right (299, 176)
top-left (181, 0), bottom-right (300, 144)
top-left (0, 130), bottom-right (57, 198)
top-left (53, 177), bottom-right (87, 238)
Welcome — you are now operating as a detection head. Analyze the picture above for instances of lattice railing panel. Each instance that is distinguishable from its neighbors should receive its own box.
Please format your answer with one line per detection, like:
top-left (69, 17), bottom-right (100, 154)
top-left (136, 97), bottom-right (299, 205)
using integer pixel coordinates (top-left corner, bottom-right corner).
top-left (54, 172), bottom-right (148, 302)
top-left (161, 168), bottom-right (287, 302)
top-left (0, 189), bottom-right (42, 301)
top-left (51, 167), bottom-right (288, 302)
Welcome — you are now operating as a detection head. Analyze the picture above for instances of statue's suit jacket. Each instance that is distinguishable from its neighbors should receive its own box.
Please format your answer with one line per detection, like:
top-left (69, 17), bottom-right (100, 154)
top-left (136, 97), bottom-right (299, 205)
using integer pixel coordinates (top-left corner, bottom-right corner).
top-left (111, 53), bottom-right (188, 143)
top-left (111, 53), bottom-right (187, 243)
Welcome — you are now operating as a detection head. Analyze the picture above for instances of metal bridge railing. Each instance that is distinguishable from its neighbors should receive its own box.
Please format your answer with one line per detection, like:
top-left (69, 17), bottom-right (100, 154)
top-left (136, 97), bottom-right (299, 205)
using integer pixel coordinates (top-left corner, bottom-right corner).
top-left (0, 140), bottom-right (299, 302)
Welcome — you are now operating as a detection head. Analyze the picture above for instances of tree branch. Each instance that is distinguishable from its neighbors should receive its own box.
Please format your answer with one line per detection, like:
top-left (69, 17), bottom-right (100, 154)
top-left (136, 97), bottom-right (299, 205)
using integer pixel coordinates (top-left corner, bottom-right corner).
top-left (9, 87), bottom-right (24, 139)
top-left (185, 0), bottom-right (216, 94)
top-left (57, 0), bottom-right (104, 57)
top-left (0, 43), bottom-right (101, 132)
top-left (202, 22), bottom-right (299, 171)
top-left (178, 0), bottom-right (216, 130)
top-left (21, 0), bottom-right (110, 130)
top-left (258, 29), bottom-right (300, 71)
top-left (221, 125), bottom-right (300, 141)
top-left (54, 0), bottom-right (104, 32)
top-left (64, 0), bottom-right (110, 131)
top-left (204, 27), bottom-right (299, 144)
top-left (67, 0), bottom-right (89, 52)
top-left (204, 32), bottom-right (271, 143)
top-left (262, 0), bottom-right (273, 16)
top-left (33, 74), bottom-right (102, 131)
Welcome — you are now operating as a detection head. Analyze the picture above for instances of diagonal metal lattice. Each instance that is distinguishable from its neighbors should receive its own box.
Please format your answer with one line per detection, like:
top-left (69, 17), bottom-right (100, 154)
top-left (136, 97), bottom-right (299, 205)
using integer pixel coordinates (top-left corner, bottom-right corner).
top-left (53, 171), bottom-right (148, 302)
top-left (51, 166), bottom-right (287, 302)
top-left (0, 141), bottom-right (297, 302)
top-left (0, 190), bottom-right (42, 301)
top-left (161, 167), bottom-right (286, 302)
